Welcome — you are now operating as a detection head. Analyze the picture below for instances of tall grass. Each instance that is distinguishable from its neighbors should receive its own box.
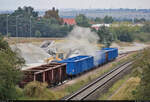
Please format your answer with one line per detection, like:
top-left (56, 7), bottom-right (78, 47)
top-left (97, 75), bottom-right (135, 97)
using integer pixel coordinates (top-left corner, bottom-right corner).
top-left (109, 77), bottom-right (140, 100)
top-left (99, 74), bottom-right (130, 100)
top-left (20, 81), bottom-right (57, 100)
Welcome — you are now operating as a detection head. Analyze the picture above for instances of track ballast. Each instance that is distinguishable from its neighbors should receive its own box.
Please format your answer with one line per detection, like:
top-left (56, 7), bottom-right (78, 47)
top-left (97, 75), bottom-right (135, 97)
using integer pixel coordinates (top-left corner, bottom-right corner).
top-left (62, 60), bottom-right (133, 100)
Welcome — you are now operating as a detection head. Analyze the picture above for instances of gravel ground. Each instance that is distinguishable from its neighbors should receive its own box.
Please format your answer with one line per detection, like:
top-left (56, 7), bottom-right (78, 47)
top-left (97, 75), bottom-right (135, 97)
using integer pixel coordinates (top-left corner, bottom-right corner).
top-left (10, 43), bottom-right (50, 70)
top-left (111, 42), bottom-right (149, 54)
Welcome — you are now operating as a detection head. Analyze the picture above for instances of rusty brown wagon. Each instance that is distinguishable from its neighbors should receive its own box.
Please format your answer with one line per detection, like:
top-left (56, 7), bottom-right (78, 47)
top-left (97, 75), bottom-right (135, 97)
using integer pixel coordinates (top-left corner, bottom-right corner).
top-left (20, 63), bottom-right (67, 87)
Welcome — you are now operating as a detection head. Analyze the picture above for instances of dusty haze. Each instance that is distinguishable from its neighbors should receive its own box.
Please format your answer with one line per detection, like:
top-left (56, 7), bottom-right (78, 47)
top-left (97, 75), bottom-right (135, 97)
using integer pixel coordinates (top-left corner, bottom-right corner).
top-left (56, 26), bottom-right (101, 65)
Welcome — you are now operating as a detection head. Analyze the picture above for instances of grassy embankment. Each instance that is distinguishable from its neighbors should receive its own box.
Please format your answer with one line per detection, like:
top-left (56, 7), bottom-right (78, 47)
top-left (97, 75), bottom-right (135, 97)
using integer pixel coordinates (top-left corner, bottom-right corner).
top-left (99, 74), bottom-right (131, 100)
top-left (99, 74), bottom-right (140, 100)
top-left (109, 77), bottom-right (140, 100)
top-left (99, 53), bottom-right (140, 100)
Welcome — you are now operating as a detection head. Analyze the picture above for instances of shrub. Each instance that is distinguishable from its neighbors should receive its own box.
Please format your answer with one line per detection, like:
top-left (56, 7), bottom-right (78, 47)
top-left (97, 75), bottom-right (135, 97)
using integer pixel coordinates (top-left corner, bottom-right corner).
top-left (0, 35), bottom-right (25, 99)
top-left (23, 81), bottom-right (56, 99)
top-left (23, 81), bottom-right (48, 97)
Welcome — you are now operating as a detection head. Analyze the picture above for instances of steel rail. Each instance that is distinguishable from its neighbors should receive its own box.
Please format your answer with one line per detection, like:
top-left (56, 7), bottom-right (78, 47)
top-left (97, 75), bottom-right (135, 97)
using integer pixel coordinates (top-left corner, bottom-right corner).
top-left (63, 60), bottom-right (133, 100)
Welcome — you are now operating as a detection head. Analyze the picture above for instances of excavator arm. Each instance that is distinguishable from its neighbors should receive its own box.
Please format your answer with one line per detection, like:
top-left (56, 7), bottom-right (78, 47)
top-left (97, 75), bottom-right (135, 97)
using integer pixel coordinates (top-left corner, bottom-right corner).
top-left (45, 53), bottom-right (64, 63)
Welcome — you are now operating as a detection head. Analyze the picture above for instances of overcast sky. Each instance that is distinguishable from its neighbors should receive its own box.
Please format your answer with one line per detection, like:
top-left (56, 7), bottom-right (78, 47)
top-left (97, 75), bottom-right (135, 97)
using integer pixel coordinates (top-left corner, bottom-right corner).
top-left (0, 0), bottom-right (150, 10)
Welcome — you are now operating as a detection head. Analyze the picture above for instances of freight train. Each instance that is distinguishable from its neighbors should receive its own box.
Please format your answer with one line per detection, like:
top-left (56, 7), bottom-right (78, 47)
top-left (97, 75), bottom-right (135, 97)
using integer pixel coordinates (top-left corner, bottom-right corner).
top-left (20, 48), bottom-right (118, 87)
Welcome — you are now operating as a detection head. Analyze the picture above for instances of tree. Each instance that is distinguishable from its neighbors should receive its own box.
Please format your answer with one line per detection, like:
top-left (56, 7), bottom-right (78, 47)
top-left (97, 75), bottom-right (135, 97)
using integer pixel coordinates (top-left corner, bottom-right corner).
top-left (11, 6), bottom-right (38, 18)
top-left (35, 30), bottom-right (41, 38)
top-left (97, 26), bottom-right (113, 47)
top-left (132, 48), bottom-right (150, 100)
top-left (0, 35), bottom-right (25, 99)
top-left (0, 14), bottom-right (7, 35)
top-left (141, 22), bottom-right (150, 33)
top-left (103, 16), bottom-right (114, 24)
top-left (0, 6), bottom-right (38, 37)
top-left (134, 18), bottom-right (146, 23)
top-left (44, 7), bottom-right (61, 24)
top-left (75, 14), bottom-right (90, 27)
top-left (111, 25), bottom-right (134, 42)
top-left (140, 18), bottom-right (146, 22)
top-left (0, 34), bottom-right (9, 50)
top-left (0, 7), bottom-right (71, 37)
top-left (7, 33), bottom-right (11, 38)
top-left (95, 17), bottom-right (103, 23)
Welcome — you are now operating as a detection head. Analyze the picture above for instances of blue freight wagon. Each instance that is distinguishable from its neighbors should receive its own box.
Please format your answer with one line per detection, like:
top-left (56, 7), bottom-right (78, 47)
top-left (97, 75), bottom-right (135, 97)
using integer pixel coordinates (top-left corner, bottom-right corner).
top-left (94, 50), bottom-right (106, 66)
top-left (57, 55), bottom-right (94, 75)
top-left (102, 48), bottom-right (118, 61)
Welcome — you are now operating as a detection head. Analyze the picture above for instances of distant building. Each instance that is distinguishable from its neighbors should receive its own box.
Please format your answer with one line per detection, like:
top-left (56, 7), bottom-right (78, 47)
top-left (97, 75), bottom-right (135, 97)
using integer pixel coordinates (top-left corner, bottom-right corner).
top-left (63, 18), bottom-right (76, 25)
top-left (91, 24), bottom-right (110, 30)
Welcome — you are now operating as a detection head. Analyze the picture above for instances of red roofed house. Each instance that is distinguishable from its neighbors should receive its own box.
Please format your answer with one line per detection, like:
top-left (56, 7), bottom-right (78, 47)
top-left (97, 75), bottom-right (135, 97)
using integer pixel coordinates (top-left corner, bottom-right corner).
top-left (63, 18), bottom-right (76, 25)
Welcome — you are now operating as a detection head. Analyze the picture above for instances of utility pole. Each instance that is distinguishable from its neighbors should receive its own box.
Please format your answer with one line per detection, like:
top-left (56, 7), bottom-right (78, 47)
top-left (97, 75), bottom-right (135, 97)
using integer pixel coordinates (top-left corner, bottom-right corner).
top-left (16, 15), bottom-right (22, 42)
top-left (6, 14), bottom-right (9, 37)
top-left (30, 16), bottom-right (32, 39)
top-left (111, 32), bottom-right (114, 41)
top-left (16, 15), bottom-right (19, 43)
top-left (16, 16), bottom-right (18, 39)
top-left (132, 17), bottom-right (134, 24)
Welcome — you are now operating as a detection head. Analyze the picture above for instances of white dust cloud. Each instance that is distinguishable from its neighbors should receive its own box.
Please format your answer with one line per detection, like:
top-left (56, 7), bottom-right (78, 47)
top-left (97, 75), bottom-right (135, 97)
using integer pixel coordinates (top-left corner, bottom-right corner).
top-left (56, 26), bottom-right (101, 65)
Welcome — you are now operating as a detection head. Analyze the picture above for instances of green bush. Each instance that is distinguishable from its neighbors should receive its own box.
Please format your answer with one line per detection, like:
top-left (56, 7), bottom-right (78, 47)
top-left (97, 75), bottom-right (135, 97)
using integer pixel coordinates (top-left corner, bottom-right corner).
top-left (132, 48), bottom-right (150, 100)
top-left (23, 81), bottom-right (48, 97)
top-left (0, 35), bottom-right (25, 99)
top-left (23, 81), bottom-right (56, 99)
top-left (141, 22), bottom-right (150, 33)
top-left (111, 25), bottom-right (135, 42)
top-left (16, 86), bottom-right (24, 98)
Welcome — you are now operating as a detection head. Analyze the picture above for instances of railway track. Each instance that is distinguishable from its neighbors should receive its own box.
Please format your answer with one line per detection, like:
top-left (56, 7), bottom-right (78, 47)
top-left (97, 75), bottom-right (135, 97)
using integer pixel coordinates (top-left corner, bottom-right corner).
top-left (62, 60), bottom-right (133, 100)
top-left (117, 50), bottom-right (138, 59)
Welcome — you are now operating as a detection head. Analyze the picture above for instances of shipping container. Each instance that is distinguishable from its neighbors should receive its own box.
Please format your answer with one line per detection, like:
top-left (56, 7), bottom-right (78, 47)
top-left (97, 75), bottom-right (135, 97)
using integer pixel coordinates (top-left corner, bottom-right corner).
top-left (102, 48), bottom-right (118, 61)
top-left (57, 55), bottom-right (94, 75)
top-left (20, 63), bottom-right (67, 87)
